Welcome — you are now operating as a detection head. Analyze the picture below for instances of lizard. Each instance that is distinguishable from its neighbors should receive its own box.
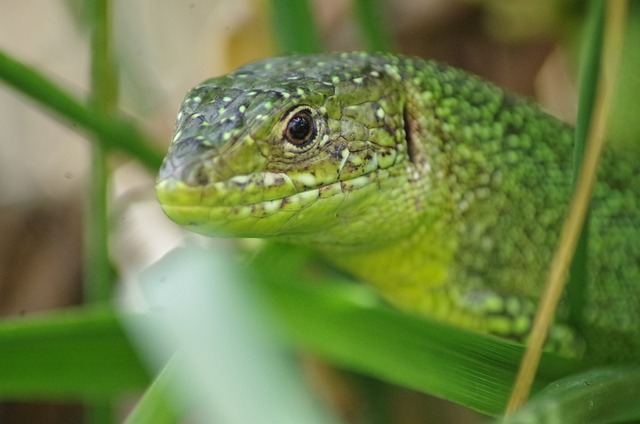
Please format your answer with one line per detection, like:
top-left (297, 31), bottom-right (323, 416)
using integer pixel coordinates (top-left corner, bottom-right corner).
top-left (155, 52), bottom-right (640, 364)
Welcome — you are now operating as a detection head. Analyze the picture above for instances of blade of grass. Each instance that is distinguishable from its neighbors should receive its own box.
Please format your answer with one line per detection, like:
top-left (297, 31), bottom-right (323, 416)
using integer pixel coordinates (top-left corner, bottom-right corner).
top-left (270, 0), bottom-right (322, 54)
top-left (85, 0), bottom-right (116, 304)
top-left (0, 244), bottom-right (581, 415)
top-left (502, 366), bottom-right (640, 424)
top-left (250, 243), bottom-right (583, 416)
top-left (122, 355), bottom-right (182, 424)
top-left (506, 0), bottom-right (628, 414)
top-left (0, 49), bottom-right (163, 171)
top-left (354, 0), bottom-right (394, 51)
top-left (85, 1), bottom-right (118, 422)
top-left (566, 0), bottom-right (606, 345)
top-left (0, 306), bottom-right (151, 399)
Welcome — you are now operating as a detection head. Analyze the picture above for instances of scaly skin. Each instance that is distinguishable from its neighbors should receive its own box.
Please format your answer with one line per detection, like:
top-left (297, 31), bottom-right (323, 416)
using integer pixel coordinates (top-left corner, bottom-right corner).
top-left (156, 52), bottom-right (640, 363)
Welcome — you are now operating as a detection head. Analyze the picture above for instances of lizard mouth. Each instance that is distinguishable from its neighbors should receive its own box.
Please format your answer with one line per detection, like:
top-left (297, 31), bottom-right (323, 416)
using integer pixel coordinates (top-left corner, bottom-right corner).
top-left (155, 168), bottom-right (384, 238)
top-left (156, 168), bottom-right (379, 212)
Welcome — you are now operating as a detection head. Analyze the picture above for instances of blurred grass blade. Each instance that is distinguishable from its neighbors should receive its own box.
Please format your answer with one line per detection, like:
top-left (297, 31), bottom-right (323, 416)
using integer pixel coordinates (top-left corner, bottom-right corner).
top-left (122, 245), bottom-right (342, 424)
top-left (123, 355), bottom-right (182, 424)
top-left (0, 306), bottom-right (150, 399)
top-left (501, 366), bottom-right (640, 424)
top-left (270, 0), bottom-right (322, 54)
top-left (0, 49), bottom-right (163, 170)
top-left (84, 0), bottom-right (118, 303)
top-left (248, 243), bottom-right (583, 416)
top-left (566, 0), bottom-right (606, 334)
top-left (354, 0), bottom-right (394, 51)
top-left (85, 1), bottom-right (120, 422)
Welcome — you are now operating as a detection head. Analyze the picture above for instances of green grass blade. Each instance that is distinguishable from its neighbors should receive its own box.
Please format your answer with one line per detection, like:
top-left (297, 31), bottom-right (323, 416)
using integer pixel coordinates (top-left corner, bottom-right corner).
top-left (0, 306), bottom-right (150, 400)
top-left (84, 0), bottom-right (116, 303)
top-left (354, 0), bottom-right (394, 51)
top-left (502, 366), bottom-right (640, 424)
top-left (575, 0), bottom-right (606, 162)
top-left (123, 356), bottom-right (182, 424)
top-left (566, 0), bottom-right (606, 330)
top-left (0, 49), bottom-right (163, 171)
top-left (85, 1), bottom-right (119, 422)
top-left (249, 243), bottom-right (583, 416)
top-left (269, 0), bottom-right (322, 54)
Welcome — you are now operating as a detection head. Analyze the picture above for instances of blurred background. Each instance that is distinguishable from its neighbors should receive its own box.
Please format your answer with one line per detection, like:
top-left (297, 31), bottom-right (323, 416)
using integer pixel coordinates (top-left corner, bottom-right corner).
top-left (0, 0), bottom-right (633, 422)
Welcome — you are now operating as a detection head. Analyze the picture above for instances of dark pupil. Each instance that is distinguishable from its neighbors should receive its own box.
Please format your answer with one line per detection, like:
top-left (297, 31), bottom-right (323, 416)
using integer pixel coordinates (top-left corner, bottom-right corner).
top-left (286, 112), bottom-right (313, 144)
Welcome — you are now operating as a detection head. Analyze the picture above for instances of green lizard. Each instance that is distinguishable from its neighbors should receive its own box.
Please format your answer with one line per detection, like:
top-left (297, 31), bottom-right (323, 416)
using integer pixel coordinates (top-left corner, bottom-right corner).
top-left (156, 52), bottom-right (640, 364)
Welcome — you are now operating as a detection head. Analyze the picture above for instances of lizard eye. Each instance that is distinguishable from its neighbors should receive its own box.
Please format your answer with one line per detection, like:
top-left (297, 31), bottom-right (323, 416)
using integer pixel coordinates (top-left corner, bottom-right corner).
top-left (283, 108), bottom-right (316, 149)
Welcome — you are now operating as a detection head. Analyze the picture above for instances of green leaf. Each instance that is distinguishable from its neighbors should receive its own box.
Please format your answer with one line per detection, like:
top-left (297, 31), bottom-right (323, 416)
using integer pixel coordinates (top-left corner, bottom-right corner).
top-left (566, 0), bottom-right (606, 331)
top-left (249, 243), bottom-right (584, 416)
top-left (0, 49), bottom-right (163, 171)
top-left (502, 366), bottom-right (640, 424)
top-left (122, 356), bottom-right (182, 424)
top-left (0, 306), bottom-right (151, 400)
top-left (84, 0), bottom-right (117, 304)
top-left (269, 0), bottom-right (322, 54)
top-left (354, 0), bottom-right (394, 51)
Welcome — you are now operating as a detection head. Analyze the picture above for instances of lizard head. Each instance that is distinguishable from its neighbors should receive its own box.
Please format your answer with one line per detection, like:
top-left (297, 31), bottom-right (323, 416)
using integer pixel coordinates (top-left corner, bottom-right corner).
top-left (157, 52), bottom-right (428, 249)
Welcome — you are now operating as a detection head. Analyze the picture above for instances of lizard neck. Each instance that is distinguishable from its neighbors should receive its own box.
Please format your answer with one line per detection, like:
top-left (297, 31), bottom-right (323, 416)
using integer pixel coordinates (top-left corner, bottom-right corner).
top-left (318, 213), bottom-right (458, 314)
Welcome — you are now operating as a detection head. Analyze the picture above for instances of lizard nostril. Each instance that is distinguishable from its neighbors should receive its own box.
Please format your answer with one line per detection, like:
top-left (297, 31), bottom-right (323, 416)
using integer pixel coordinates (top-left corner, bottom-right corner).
top-left (185, 161), bottom-right (210, 186)
top-left (156, 151), bottom-right (213, 188)
top-left (157, 135), bottom-right (217, 186)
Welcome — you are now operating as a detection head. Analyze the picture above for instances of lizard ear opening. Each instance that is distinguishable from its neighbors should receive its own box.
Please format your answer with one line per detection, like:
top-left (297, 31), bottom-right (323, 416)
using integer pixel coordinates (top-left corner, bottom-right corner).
top-left (403, 104), bottom-right (419, 166)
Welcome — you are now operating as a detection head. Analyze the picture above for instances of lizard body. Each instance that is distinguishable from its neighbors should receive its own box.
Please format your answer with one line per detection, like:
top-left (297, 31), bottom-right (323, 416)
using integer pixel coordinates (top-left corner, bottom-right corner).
top-left (156, 52), bottom-right (640, 363)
